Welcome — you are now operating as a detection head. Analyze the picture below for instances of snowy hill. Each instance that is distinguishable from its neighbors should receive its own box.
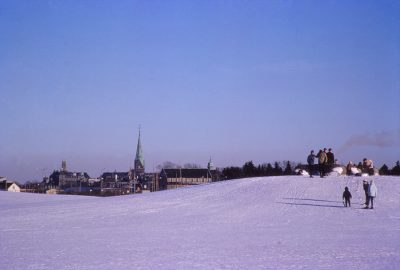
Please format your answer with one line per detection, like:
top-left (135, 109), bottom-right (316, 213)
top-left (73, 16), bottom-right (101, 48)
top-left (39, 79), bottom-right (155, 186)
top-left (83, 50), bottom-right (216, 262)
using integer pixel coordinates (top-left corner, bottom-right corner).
top-left (1, 176), bottom-right (400, 270)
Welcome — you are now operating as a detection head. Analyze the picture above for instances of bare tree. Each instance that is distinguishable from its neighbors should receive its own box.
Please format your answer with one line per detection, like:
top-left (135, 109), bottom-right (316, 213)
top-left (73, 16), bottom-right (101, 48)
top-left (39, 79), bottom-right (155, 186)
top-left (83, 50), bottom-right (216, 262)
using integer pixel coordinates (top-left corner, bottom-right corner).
top-left (183, 163), bottom-right (202, 169)
top-left (157, 161), bottom-right (180, 169)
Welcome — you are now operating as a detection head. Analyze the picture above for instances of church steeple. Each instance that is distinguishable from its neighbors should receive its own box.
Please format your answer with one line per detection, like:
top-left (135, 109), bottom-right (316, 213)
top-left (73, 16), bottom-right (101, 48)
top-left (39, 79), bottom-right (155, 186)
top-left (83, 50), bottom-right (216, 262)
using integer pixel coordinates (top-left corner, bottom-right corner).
top-left (134, 127), bottom-right (145, 174)
top-left (208, 157), bottom-right (215, 171)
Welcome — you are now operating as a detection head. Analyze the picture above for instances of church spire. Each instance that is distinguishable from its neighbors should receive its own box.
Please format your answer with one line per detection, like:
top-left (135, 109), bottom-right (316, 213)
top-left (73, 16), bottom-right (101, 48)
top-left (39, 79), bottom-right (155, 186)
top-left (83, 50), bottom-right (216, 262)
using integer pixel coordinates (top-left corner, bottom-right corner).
top-left (208, 157), bottom-right (215, 171)
top-left (134, 127), bottom-right (145, 174)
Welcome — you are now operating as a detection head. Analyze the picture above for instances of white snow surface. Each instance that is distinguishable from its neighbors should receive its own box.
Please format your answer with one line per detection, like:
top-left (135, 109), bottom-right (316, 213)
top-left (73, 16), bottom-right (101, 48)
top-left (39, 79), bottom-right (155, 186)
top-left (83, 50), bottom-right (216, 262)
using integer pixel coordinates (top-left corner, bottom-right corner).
top-left (1, 176), bottom-right (400, 270)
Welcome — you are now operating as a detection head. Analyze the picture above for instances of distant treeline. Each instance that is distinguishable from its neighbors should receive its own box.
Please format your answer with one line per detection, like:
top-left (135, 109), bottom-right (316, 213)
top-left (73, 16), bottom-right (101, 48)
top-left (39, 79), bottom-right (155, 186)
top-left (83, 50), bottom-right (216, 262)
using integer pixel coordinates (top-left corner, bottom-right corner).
top-left (222, 160), bottom-right (400, 180)
top-left (378, 161), bottom-right (400, 176)
top-left (222, 161), bottom-right (298, 180)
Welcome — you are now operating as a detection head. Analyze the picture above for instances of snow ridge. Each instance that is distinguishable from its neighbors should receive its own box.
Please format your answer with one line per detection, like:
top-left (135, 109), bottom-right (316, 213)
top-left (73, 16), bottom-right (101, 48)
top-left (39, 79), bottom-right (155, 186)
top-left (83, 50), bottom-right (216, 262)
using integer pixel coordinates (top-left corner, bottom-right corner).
top-left (1, 176), bottom-right (399, 270)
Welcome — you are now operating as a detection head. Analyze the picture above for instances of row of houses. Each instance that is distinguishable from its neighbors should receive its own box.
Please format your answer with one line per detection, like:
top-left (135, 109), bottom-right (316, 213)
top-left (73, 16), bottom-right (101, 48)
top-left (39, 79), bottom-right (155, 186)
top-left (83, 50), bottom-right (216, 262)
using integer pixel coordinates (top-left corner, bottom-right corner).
top-left (2, 130), bottom-right (222, 195)
top-left (37, 160), bottom-right (221, 196)
top-left (43, 131), bottom-right (220, 195)
top-left (161, 167), bottom-right (219, 189)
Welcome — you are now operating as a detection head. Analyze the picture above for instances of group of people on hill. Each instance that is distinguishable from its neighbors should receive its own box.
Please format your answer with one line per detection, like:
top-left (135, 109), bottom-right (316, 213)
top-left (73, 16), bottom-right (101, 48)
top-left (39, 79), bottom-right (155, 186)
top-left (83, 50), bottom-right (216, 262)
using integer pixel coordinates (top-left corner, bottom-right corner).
top-left (346, 158), bottom-right (375, 176)
top-left (307, 147), bottom-right (376, 177)
top-left (342, 179), bottom-right (377, 209)
top-left (307, 148), bottom-right (335, 178)
top-left (306, 148), bottom-right (378, 209)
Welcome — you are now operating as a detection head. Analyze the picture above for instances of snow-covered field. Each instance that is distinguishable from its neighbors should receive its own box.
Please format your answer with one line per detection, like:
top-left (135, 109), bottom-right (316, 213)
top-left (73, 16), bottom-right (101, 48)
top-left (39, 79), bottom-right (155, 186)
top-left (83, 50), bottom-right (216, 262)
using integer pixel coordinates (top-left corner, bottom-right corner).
top-left (1, 176), bottom-right (399, 270)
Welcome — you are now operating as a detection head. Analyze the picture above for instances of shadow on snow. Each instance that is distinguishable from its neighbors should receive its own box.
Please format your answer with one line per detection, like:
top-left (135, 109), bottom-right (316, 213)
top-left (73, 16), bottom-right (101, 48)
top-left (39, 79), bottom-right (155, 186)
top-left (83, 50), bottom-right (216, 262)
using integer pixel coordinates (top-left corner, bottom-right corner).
top-left (282, 198), bottom-right (342, 203)
top-left (278, 198), bottom-right (344, 208)
top-left (276, 202), bottom-right (345, 208)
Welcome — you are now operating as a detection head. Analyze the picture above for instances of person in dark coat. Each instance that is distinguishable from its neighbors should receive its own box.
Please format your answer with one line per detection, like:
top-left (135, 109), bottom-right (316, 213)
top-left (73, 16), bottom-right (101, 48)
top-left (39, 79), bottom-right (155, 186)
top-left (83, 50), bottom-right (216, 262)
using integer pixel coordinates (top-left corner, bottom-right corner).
top-left (317, 149), bottom-right (328, 178)
top-left (307, 150), bottom-right (316, 178)
top-left (363, 180), bottom-right (369, 206)
top-left (327, 148), bottom-right (335, 165)
top-left (357, 162), bottom-right (363, 170)
top-left (342, 187), bottom-right (352, 207)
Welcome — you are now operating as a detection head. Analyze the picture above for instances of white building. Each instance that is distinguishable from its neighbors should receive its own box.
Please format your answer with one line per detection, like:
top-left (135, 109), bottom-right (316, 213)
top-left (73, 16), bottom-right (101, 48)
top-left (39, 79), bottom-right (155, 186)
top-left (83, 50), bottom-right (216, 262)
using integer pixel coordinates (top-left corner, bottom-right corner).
top-left (0, 178), bottom-right (21, 192)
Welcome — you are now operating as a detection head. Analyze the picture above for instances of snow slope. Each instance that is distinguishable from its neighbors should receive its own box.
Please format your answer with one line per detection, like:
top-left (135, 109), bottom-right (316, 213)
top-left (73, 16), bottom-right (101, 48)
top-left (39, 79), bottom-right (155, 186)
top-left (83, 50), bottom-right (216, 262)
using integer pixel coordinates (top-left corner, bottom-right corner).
top-left (1, 176), bottom-right (399, 270)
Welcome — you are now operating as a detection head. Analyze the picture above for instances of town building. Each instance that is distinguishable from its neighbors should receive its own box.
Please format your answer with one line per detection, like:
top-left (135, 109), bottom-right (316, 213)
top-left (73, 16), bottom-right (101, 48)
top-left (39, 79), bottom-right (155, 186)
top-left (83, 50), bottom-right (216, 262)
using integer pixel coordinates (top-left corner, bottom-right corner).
top-left (100, 171), bottom-right (130, 189)
top-left (94, 128), bottom-right (156, 194)
top-left (128, 128), bottom-right (158, 193)
top-left (0, 178), bottom-right (21, 192)
top-left (44, 161), bottom-right (91, 192)
top-left (159, 161), bottom-right (220, 190)
top-left (133, 128), bottom-right (145, 177)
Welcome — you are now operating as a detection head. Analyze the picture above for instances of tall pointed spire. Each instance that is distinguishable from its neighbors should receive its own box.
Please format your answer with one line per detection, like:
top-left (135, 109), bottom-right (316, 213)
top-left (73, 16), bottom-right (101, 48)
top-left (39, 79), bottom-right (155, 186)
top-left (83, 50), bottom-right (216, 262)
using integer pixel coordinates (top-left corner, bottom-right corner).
top-left (134, 126), bottom-right (145, 174)
top-left (208, 157), bottom-right (215, 171)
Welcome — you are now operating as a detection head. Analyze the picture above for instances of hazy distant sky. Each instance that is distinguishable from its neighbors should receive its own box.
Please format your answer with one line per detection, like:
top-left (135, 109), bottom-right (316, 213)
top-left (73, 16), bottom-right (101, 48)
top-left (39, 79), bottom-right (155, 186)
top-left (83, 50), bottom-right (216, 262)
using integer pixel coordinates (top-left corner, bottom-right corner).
top-left (1, 0), bottom-right (399, 182)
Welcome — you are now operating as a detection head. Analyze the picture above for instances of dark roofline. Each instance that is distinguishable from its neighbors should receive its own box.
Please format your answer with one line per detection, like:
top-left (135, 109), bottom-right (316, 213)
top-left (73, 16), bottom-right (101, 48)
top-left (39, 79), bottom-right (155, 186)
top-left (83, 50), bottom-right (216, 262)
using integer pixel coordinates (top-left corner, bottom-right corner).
top-left (161, 168), bottom-right (213, 179)
top-left (0, 181), bottom-right (19, 189)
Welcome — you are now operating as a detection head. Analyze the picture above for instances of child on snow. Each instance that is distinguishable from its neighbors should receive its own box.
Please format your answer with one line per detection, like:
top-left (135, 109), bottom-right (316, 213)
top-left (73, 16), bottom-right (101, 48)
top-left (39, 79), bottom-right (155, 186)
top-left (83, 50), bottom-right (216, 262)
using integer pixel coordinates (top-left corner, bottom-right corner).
top-left (366, 180), bottom-right (378, 209)
top-left (363, 180), bottom-right (369, 206)
top-left (342, 187), bottom-right (352, 207)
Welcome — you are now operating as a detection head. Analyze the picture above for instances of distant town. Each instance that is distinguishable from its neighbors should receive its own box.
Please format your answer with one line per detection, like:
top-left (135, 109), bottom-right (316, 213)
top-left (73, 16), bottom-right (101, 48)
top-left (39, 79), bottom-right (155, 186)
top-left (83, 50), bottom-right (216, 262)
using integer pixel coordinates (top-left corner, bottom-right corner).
top-left (1, 130), bottom-right (222, 196)
top-left (1, 130), bottom-right (400, 196)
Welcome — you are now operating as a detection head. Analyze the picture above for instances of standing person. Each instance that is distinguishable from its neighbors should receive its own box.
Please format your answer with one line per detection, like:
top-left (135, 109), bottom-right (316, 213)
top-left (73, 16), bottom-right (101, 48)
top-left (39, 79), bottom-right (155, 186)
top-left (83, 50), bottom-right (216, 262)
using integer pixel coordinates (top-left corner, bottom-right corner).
top-left (323, 148), bottom-right (329, 175)
top-left (317, 149), bottom-right (328, 178)
top-left (316, 150), bottom-right (322, 177)
top-left (362, 158), bottom-right (374, 175)
top-left (357, 162), bottom-right (363, 170)
top-left (346, 161), bottom-right (355, 175)
top-left (307, 150), bottom-right (316, 178)
top-left (327, 148), bottom-right (335, 165)
top-left (363, 180), bottom-right (370, 206)
top-left (342, 187), bottom-right (352, 207)
top-left (367, 180), bottom-right (378, 209)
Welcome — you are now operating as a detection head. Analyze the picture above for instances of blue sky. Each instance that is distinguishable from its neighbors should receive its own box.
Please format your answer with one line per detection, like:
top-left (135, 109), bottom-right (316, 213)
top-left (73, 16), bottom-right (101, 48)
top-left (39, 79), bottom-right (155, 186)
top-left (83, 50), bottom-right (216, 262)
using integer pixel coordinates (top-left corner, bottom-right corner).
top-left (1, 0), bottom-right (399, 182)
